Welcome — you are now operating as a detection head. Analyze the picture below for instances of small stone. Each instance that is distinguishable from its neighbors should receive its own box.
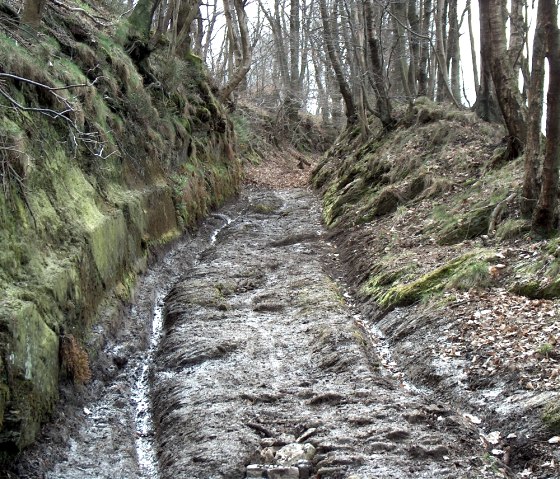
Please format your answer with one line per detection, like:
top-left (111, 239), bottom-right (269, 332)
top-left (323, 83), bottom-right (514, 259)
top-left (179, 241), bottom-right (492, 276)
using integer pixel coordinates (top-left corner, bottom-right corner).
top-left (261, 447), bottom-right (276, 463)
top-left (296, 460), bottom-right (312, 479)
top-left (267, 466), bottom-right (300, 479)
top-left (260, 438), bottom-right (277, 448)
top-left (276, 443), bottom-right (316, 465)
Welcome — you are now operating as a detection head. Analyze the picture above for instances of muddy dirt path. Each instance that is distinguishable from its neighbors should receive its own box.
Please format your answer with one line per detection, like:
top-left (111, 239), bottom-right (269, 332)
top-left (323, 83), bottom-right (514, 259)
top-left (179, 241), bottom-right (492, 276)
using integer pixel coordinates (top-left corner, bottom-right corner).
top-left (12, 187), bottom-right (497, 479)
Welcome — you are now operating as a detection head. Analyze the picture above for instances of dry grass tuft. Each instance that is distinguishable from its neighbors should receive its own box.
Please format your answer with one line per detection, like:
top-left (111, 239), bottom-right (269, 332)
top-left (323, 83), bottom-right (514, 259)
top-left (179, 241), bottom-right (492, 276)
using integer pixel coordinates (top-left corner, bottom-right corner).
top-left (60, 334), bottom-right (92, 384)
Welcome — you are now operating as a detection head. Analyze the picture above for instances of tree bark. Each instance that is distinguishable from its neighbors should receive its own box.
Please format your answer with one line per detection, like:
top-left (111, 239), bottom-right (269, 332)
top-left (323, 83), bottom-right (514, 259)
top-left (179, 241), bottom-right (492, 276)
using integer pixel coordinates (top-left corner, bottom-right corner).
top-left (447, 0), bottom-right (461, 101)
top-left (466, 0), bottom-right (479, 94)
top-left (521, 0), bottom-right (545, 217)
top-left (407, 0), bottom-right (420, 97)
top-left (473, 0), bottom-right (501, 122)
top-left (22, 0), bottom-right (47, 26)
top-left (219, 0), bottom-right (252, 102)
top-left (318, 0), bottom-right (357, 126)
top-left (486, 0), bottom-right (527, 160)
top-left (364, 0), bottom-right (394, 129)
top-left (417, 0), bottom-right (432, 97)
top-left (533, 1), bottom-right (560, 235)
top-left (391, 0), bottom-right (413, 101)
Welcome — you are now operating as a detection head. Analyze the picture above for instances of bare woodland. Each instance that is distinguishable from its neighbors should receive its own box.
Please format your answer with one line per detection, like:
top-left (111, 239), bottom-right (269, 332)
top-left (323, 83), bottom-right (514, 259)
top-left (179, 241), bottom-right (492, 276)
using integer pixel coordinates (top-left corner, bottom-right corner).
top-left (20, 0), bottom-right (560, 233)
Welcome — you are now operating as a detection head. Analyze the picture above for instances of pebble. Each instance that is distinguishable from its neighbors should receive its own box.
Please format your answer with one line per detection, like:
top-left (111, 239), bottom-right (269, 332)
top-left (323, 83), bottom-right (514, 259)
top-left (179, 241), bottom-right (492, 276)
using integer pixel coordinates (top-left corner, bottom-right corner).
top-left (276, 443), bottom-right (316, 465)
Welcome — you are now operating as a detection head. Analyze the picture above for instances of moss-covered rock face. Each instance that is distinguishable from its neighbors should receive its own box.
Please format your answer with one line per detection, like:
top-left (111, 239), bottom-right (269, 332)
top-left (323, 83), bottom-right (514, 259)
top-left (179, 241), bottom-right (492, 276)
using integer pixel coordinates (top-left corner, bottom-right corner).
top-left (0, 7), bottom-right (240, 458)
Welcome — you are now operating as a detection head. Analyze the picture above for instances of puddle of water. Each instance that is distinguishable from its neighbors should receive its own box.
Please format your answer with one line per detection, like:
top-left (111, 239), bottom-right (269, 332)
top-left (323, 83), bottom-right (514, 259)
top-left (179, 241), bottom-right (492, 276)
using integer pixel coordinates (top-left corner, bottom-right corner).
top-left (133, 293), bottom-right (165, 477)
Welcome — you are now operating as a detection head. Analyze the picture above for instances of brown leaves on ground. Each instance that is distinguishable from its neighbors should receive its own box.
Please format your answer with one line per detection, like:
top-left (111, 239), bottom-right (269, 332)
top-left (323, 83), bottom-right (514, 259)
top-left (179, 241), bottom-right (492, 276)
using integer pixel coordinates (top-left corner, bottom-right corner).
top-left (243, 146), bottom-right (318, 189)
top-left (445, 289), bottom-right (560, 392)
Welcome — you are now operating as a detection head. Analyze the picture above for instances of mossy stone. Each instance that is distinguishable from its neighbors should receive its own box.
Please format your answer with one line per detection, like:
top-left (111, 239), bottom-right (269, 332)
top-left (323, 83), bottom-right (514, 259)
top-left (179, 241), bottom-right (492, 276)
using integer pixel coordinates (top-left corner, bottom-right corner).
top-left (0, 300), bottom-right (59, 451)
top-left (542, 402), bottom-right (560, 433)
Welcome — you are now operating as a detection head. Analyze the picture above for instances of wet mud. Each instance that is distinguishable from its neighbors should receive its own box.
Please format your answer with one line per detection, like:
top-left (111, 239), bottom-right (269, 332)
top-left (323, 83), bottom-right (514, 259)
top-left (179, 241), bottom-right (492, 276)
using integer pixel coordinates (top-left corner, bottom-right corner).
top-left (12, 187), bottom-right (497, 478)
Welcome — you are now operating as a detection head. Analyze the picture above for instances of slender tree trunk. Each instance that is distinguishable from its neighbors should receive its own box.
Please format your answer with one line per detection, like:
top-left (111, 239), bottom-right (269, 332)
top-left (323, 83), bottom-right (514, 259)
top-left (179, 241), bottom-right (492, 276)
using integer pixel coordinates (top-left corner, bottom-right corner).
top-left (533, 1), bottom-right (560, 234)
top-left (391, 0), bottom-right (413, 101)
top-left (473, 0), bottom-right (502, 122)
top-left (521, 0), bottom-right (546, 217)
top-left (417, 0), bottom-right (432, 97)
top-left (219, 0), bottom-right (252, 102)
top-left (312, 47), bottom-right (331, 126)
top-left (407, 0), bottom-right (420, 97)
top-left (285, 0), bottom-right (301, 123)
top-left (487, 0), bottom-right (527, 159)
top-left (435, 0), bottom-right (448, 101)
top-left (364, 0), bottom-right (394, 129)
top-left (447, 0), bottom-right (461, 101)
top-left (466, 0), bottom-right (479, 94)
top-left (318, 0), bottom-right (357, 126)
top-left (509, 0), bottom-right (530, 101)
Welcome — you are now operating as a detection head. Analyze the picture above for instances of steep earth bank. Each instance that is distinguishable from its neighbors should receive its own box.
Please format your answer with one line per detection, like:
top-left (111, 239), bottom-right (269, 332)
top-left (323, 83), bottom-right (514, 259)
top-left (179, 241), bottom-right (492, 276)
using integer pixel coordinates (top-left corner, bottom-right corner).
top-left (313, 99), bottom-right (560, 477)
top-left (0, 0), bottom-right (239, 459)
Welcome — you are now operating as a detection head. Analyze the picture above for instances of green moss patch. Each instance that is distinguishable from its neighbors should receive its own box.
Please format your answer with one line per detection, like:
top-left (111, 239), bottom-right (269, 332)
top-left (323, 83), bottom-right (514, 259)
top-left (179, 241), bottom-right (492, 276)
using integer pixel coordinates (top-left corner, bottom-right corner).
top-left (362, 251), bottom-right (495, 308)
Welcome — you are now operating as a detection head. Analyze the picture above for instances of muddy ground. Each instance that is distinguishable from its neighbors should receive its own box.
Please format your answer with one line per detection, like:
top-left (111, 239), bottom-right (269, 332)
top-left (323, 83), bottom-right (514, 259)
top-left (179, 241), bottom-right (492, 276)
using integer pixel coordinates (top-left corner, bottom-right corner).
top-left (7, 186), bottom-right (509, 479)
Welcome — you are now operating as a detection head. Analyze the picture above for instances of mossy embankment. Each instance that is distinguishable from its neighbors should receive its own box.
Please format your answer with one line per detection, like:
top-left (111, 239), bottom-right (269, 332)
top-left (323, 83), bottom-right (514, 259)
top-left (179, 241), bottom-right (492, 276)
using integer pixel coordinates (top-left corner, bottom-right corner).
top-left (313, 97), bottom-right (538, 309)
top-left (0, 2), bottom-right (240, 459)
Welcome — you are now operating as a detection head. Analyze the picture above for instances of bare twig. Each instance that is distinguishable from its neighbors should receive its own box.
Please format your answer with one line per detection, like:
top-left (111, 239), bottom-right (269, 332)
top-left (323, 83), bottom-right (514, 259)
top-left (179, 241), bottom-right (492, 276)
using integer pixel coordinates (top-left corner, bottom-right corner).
top-left (49, 0), bottom-right (110, 26)
top-left (0, 73), bottom-right (117, 161)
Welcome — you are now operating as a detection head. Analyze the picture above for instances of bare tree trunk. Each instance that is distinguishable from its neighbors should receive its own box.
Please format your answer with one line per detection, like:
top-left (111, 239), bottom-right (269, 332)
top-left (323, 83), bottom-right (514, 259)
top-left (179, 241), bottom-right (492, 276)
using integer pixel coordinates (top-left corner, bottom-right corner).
top-left (22, 0), bottom-right (47, 26)
top-left (417, 0), bottom-right (432, 96)
top-left (533, 1), bottom-right (560, 234)
top-left (202, 0), bottom-right (219, 62)
top-left (447, 0), bottom-right (461, 101)
top-left (435, 0), bottom-right (448, 101)
top-left (285, 0), bottom-right (302, 122)
top-left (466, 0), bottom-right (479, 94)
top-left (473, 0), bottom-right (502, 122)
top-left (391, 0), bottom-right (413, 102)
top-left (312, 46), bottom-right (331, 126)
top-left (407, 0), bottom-right (420, 97)
top-left (219, 0), bottom-right (252, 102)
top-left (364, 0), bottom-right (394, 129)
top-left (521, 0), bottom-right (546, 217)
top-left (509, 0), bottom-right (530, 101)
top-left (486, 0), bottom-right (527, 160)
top-left (318, 0), bottom-right (357, 126)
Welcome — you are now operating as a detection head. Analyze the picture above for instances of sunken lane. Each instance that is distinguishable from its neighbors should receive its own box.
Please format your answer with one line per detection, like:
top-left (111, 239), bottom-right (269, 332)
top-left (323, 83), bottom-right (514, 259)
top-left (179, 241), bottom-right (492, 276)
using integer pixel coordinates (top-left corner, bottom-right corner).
top-left (153, 187), bottom-right (492, 479)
